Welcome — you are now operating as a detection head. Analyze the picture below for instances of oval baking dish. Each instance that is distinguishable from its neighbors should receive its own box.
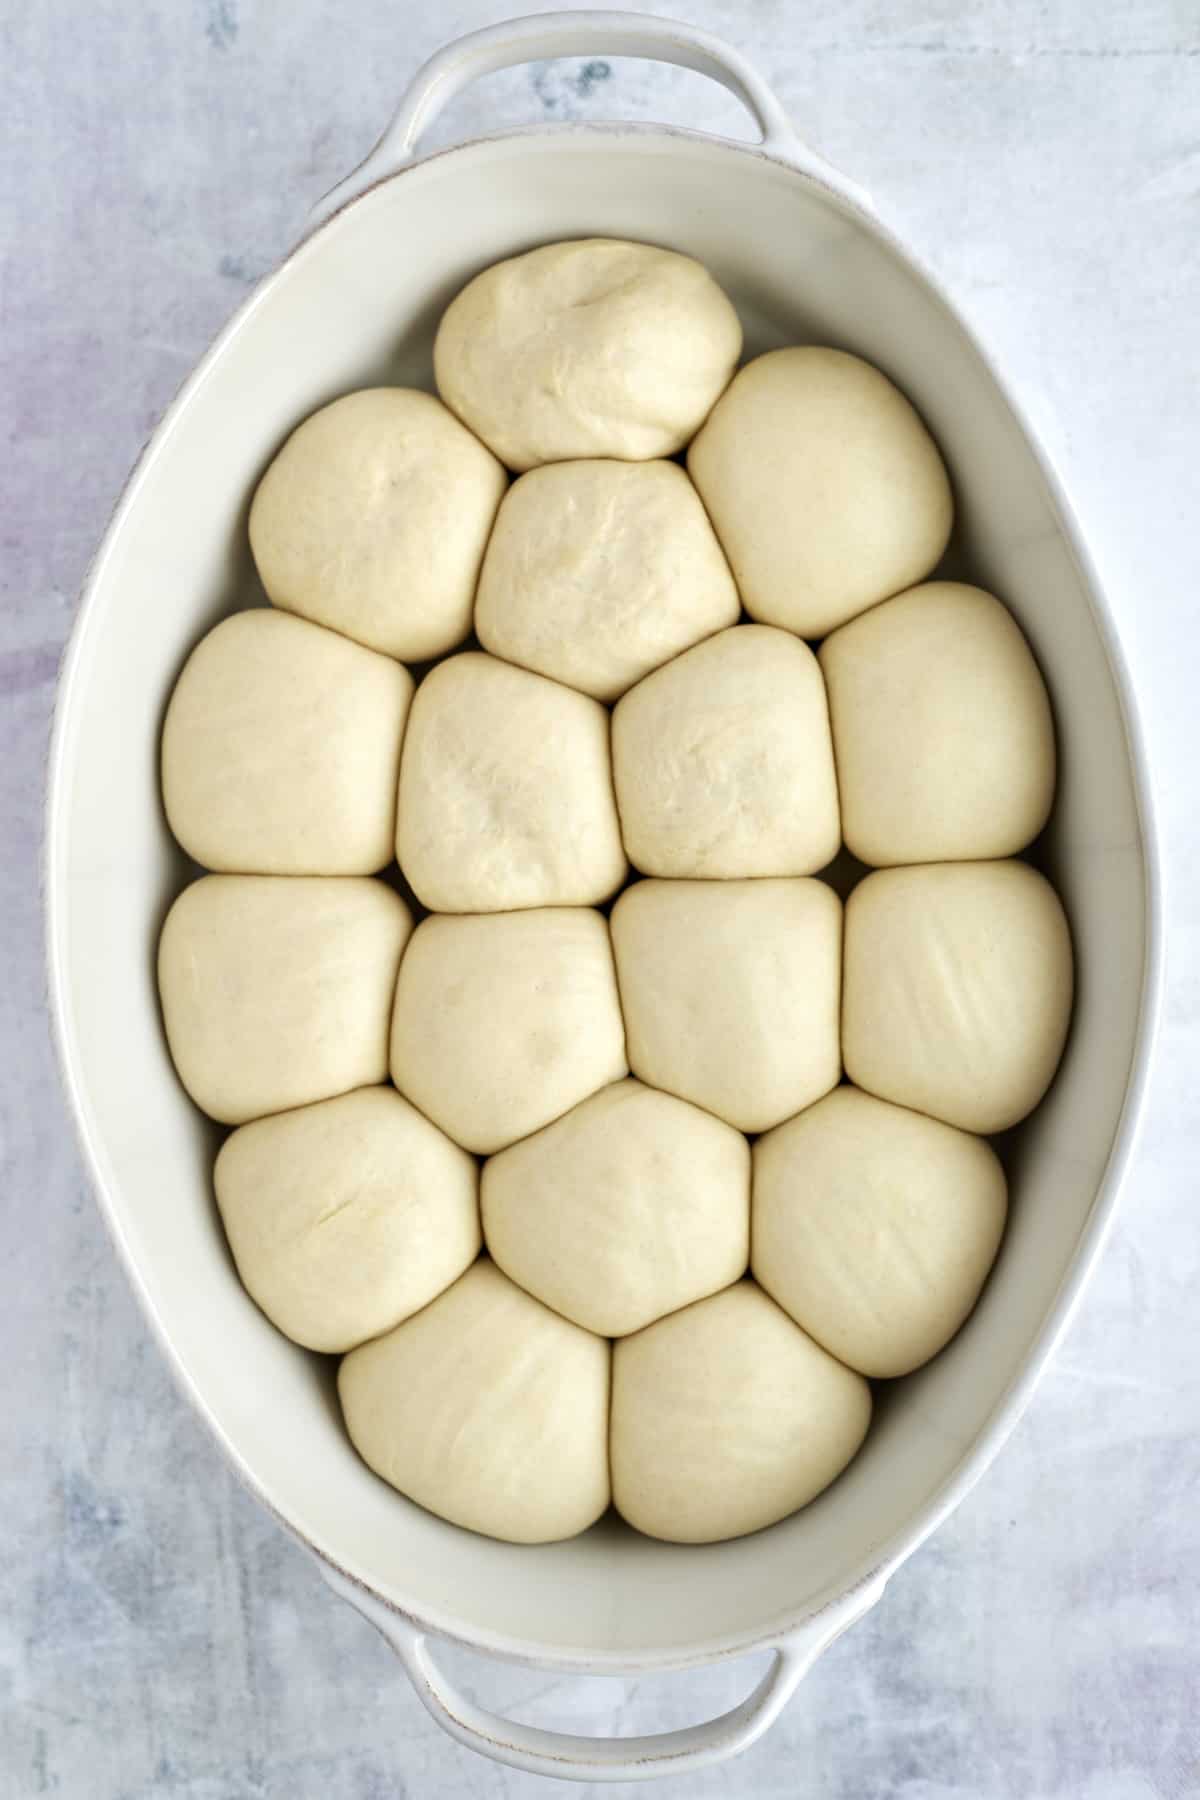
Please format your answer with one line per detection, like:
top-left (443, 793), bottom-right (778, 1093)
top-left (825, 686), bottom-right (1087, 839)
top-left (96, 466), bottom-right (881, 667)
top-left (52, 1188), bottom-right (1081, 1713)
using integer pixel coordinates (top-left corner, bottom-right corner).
top-left (45, 11), bottom-right (1162, 1782)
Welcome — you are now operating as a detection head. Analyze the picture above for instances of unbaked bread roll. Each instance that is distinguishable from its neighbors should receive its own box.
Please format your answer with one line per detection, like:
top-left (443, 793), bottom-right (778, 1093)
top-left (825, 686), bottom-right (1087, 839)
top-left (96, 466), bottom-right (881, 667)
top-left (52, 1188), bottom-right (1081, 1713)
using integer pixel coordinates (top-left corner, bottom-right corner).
top-left (434, 239), bottom-right (742, 471)
top-left (249, 387), bottom-right (506, 661)
top-left (819, 582), bottom-right (1055, 865)
top-left (752, 1086), bottom-right (1007, 1377)
top-left (688, 347), bottom-right (953, 637)
top-left (215, 1087), bottom-right (479, 1354)
top-left (161, 609), bottom-right (413, 875)
top-left (339, 1260), bottom-right (610, 1544)
top-left (474, 460), bottom-right (740, 702)
top-left (843, 860), bottom-right (1073, 1133)
top-left (482, 1078), bottom-right (749, 1337)
top-left (158, 875), bottom-right (411, 1125)
top-left (390, 908), bottom-right (627, 1154)
top-left (611, 1281), bottom-right (871, 1543)
top-left (612, 624), bottom-right (840, 878)
top-left (610, 878), bottom-right (841, 1133)
top-left (397, 653), bottom-right (627, 912)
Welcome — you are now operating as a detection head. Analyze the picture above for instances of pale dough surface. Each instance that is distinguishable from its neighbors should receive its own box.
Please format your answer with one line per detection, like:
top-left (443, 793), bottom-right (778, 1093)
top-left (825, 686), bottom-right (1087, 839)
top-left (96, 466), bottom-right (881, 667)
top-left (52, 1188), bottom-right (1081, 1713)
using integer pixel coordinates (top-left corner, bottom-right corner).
top-left (611, 1281), bottom-right (871, 1544)
top-left (396, 652), bottom-right (627, 912)
top-left (215, 1087), bottom-right (480, 1354)
top-left (752, 1085), bottom-right (1007, 1378)
top-left (433, 238), bottom-right (742, 471)
top-left (612, 624), bottom-right (840, 878)
top-left (474, 459), bottom-right (740, 702)
top-left (611, 878), bottom-right (842, 1133)
top-left (249, 387), bottom-right (506, 661)
top-left (688, 347), bottom-right (953, 637)
top-left (481, 1078), bottom-right (749, 1338)
top-left (339, 1259), bottom-right (611, 1545)
top-left (390, 908), bottom-right (628, 1155)
top-left (157, 875), bottom-right (411, 1125)
top-left (820, 582), bottom-right (1056, 865)
top-left (161, 609), bottom-right (413, 875)
top-left (843, 860), bottom-right (1074, 1133)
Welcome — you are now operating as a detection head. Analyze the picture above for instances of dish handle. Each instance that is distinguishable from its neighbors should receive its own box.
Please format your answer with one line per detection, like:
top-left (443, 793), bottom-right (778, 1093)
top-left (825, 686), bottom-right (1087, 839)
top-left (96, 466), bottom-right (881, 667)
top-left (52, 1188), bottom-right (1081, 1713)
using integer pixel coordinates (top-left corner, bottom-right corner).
top-left (320, 1560), bottom-right (887, 1782)
top-left (310, 10), bottom-right (874, 225)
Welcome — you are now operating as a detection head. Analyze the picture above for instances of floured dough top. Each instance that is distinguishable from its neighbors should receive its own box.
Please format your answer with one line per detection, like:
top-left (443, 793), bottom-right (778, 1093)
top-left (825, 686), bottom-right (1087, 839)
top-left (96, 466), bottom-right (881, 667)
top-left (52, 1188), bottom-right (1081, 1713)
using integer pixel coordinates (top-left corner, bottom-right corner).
top-left (249, 387), bottom-right (506, 661)
top-left (339, 1260), bottom-right (611, 1544)
top-left (688, 346), bottom-right (953, 637)
top-left (396, 652), bottom-right (628, 913)
top-left (611, 1281), bottom-right (871, 1543)
top-left (475, 459), bottom-right (740, 701)
top-left (434, 238), bottom-right (742, 470)
top-left (843, 859), bottom-right (1073, 1133)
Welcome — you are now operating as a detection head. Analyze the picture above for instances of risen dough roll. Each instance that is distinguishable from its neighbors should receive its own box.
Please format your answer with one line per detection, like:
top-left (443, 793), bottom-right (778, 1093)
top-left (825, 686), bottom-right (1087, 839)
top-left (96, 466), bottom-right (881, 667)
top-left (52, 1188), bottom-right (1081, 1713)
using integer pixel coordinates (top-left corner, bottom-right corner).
top-left (397, 653), bottom-right (627, 913)
top-left (434, 238), bottom-right (742, 471)
top-left (158, 875), bottom-right (412, 1125)
top-left (390, 908), bottom-right (627, 1155)
top-left (612, 624), bottom-right (840, 878)
top-left (819, 582), bottom-right (1055, 865)
top-left (161, 609), bottom-right (413, 875)
top-left (843, 860), bottom-right (1073, 1134)
top-left (339, 1260), bottom-right (610, 1544)
top-left (752, 1086), bottom-right (1007, 1377)
top-left (249, 387), bottom-right (506, 661)
top-left (475, 460), bottom-right (740, 702)
top-left (610, 878), bottom-right (841, 1133)
top-left (688, 347), bottom-right (953, 638)
top-left (482, 1078), bottom-right (749, 1337)
top-left (215, 1087), bottom-right (480, 1353)
top-left (611, 1281), bottom-right (871, 1543)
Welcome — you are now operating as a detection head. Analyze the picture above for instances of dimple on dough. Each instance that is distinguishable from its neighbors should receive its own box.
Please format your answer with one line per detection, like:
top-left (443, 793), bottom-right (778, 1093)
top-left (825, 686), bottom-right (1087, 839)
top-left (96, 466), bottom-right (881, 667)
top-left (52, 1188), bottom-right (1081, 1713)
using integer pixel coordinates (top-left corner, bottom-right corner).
top-left (390, 908), bottom-right (627, 1155)
top-left (474, 460), bottom-right (740, 702)
top-left (396, 652), bottom-right (627, 913)
top-left (434, 238), bottom-right (742, 471)
top-left (612, 624), bottom-right (840, 878)
top-left (249, 387), bottom-right (506, 661)
top-left (843, 860), bottom-right (1073, 1134)
top-left (338, 1259), bottom-right (611, 1544)
top-left (688, 347), bottom-right (953, 638)
top-left (752, 1086), bottom-right (1007, 1378)
top-left (215, 1087), bottom-right (480, 1354)
top-left (611, 878), bottom-right (841, 1134)
top-left (161, 609), bottom-right (413, 875)
top-left (819, 582), bottom-right (1055, 865)
top-left (611, 1281), bottom-right (871, 1544)
top-left (482, 1078), bottom-right (749, 1338)
top-left (157, 874), bottom-right (412, 1125)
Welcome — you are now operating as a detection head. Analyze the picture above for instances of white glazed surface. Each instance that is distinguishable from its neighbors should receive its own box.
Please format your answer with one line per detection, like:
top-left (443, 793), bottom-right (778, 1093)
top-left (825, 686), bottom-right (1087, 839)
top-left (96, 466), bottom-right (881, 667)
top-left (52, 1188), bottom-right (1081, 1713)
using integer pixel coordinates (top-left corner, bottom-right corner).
top-left (9, 7), bottom-right (1200, 1792)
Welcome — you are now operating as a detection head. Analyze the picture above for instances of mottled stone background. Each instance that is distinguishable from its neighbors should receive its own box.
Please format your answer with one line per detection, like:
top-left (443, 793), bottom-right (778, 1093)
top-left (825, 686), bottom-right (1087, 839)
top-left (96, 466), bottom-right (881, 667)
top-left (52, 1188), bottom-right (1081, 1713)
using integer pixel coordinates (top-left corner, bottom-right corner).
top-left (2, 3), bottom-right (1198, 1796)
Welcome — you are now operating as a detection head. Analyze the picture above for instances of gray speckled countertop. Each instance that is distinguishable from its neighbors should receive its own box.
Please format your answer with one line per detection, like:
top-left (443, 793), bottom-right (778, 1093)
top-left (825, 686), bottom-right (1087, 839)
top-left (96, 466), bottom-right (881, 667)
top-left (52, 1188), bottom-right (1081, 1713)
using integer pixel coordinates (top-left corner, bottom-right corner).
top-left (3, 4), bottom-right (1198, 1796)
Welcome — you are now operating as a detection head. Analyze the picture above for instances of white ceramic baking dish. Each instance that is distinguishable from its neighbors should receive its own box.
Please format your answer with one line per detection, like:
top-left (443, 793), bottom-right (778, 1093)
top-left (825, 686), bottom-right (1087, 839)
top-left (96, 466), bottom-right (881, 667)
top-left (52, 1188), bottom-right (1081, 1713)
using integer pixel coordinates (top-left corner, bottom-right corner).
top-left (46, 11), bottom-right (1162, 1783)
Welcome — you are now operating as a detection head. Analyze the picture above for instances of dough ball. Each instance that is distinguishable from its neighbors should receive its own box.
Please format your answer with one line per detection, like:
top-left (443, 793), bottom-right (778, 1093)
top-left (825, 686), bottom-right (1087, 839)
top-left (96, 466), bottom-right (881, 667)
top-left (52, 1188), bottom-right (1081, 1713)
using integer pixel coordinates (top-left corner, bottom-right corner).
top-left (339, 1259), bottom-right (610, 1543)
top-left (390, 908), bottom-right (627, 1154)
top-left (474, 460), bottom-right (740, 702)
top-left (249, 387), bottom-right (506, 661)
top-left (610, 878), bottom-right (841, 1133)
top-left (752, 1086), bottom-right (1007, 1378)
top-left (434, 238), bottom-right (742, 471)
top-left (215, 1087), bottom-right (480, 1354)
top-left (612, 624), bottom-right (840, 878)
top-left (819, 582), bottom-right (1055, 865)
top-left (158, 875), bottom-right (411, 1124)
top-left (482, 1078), bottom-right (749, 1337)
top-left (611, 1281), bottom-right (871, 1543)
top-left (397, 653), bottom-right (627, 912)
top-left (843, 861), bottom-right (1073, 1133)
top-left (161, 609), bottom-right (413, 875)
top-left (688, 347), bottom-right (952, 638)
